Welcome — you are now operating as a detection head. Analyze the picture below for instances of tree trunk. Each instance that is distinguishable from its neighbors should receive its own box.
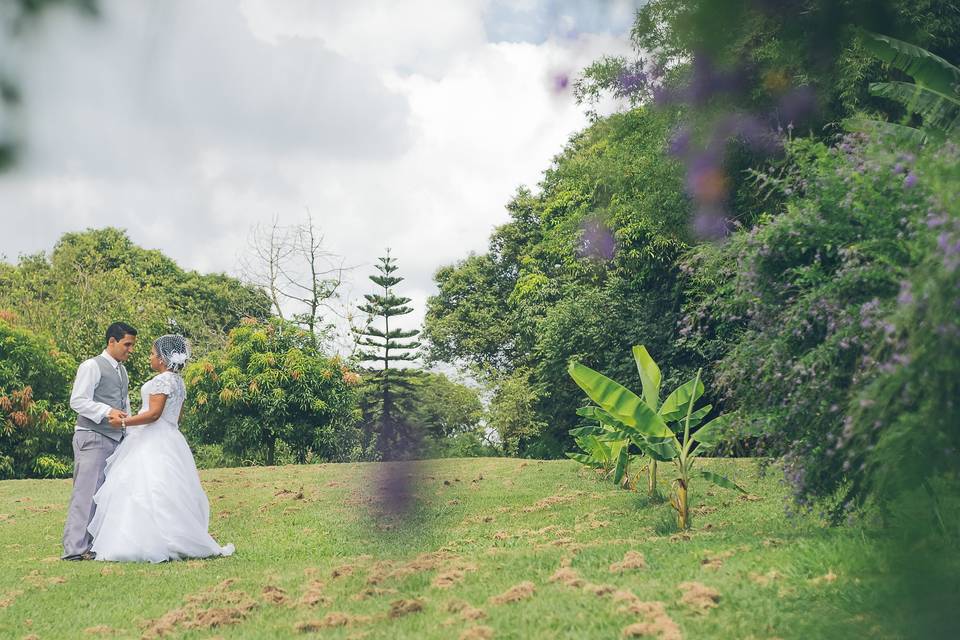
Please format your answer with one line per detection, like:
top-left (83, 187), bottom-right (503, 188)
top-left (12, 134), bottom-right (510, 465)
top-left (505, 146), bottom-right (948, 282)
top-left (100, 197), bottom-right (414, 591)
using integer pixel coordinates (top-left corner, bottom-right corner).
top-left (648, 459), bottom-right (658, 497)
top-left (266, 437), bottom-right (276, 466)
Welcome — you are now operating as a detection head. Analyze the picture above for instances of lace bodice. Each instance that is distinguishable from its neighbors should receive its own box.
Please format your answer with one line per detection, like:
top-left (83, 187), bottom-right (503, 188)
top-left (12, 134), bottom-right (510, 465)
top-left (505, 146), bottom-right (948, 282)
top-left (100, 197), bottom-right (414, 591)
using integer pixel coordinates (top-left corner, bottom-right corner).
top-left (139, 371), bottom-right (186, 425)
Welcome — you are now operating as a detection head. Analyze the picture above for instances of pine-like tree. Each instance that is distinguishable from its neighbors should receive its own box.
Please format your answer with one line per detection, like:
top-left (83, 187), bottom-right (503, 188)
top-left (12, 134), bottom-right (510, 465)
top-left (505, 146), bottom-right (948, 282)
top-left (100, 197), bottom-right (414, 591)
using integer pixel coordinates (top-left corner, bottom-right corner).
top-left (353, 249), bottom-right (421, 458)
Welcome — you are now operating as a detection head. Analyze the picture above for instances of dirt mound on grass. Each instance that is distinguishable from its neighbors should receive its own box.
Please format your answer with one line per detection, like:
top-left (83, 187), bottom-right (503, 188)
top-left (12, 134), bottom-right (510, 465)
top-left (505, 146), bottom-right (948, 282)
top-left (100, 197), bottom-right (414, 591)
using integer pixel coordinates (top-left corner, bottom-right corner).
top-left (262, 585), bottom-right (289, 606)
top-left (677, 581), bottom-right (720, 614)
top-left (447, 599), bottom-right (487, 622)
top-left (460, 626), bottom-right (495, 639)
top-left (141, 579), bottom-right (257, 639)
top-left (388, 598), bottom-right (425, 618)
top-left (549, 567), bottom-right (584, 588)
top-left (610, 551), bottom-right (647, 572)
top-left (299, 580), bottom-right (331, 607)
top-left (615, 592), bottom-right (682, 640)
top-left (489, 581), bottom-right (535, 605)
top-left (293, 612), bottom-right (372, 631)
top-left (351, 587), bottom-right (398, 601)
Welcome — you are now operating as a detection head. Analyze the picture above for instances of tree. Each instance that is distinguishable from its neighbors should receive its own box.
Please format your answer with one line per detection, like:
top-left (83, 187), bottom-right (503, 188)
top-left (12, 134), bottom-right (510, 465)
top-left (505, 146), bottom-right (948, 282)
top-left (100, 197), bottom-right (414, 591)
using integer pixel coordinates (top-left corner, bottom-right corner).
top-left (183, 318), bottom-right (361, 466)
top-left (352, 249), bottom-right (421, 458)
top-left (0, 228), bottom-right (271, 386)
top-left (0, 316), bottom-right (76, 479)
top-left (423, 108), bottom-right (695, 456)
top-left (406, 372), bottom-right (484, 442)
top-left (240, 213), bottom-right (350, 349)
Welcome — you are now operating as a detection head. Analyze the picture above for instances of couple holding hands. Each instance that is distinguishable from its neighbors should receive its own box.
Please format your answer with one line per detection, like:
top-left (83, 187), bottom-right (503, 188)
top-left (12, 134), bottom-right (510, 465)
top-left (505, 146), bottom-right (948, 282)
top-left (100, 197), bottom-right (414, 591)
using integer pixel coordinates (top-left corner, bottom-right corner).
top-left (61, 322), bottom-right (234, 563)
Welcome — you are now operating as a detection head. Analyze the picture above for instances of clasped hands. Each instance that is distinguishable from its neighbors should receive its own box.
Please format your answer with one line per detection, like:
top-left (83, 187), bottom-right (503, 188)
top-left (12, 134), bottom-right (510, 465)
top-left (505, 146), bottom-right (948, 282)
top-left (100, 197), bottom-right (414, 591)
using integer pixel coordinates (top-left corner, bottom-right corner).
top-left (107, 408), bottom-right (128, 428)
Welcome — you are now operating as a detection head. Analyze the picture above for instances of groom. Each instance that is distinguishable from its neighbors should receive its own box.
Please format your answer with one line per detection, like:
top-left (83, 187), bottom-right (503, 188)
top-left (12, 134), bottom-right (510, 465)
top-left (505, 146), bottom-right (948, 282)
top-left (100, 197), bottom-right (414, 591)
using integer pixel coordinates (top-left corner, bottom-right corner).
top-left (61, 322), bottom-right (137, 561)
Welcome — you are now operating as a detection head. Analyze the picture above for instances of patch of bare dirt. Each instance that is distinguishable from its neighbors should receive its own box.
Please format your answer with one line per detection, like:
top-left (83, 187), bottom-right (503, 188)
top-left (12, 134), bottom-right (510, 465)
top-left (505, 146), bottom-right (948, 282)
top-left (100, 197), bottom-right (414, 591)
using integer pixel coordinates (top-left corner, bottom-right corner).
top-left (610, 551), bottom-right (647, 573)
top-left (433, 564), bottom-right (477, 589)
top-left (332, 564), bottom-right (357, 579)
top-left (522, 492), bottom-right (584, 513)
top-left (141, 579), bottom-right (257, 639)
top-left (446, 599), bottom-right (487, 622)
top-left (621, 601), bottom-right (682, 640)
top-left (0, 590), bottom-right (22, 609)
top-left (739, 494), bottom-right (763, 502)
top-left (83, 625), bottom-right (116, 635)
top-left (388, 598), bottom-right (425, 618)
top-left (749, 570), bottom-right (784, 586)
top-left (701, 550), bottom-right (735, 571)
top-left (584, 583), bottom-right (617, 597)
top-left (299, 581), bottom-right (331, 607)
top-left (489, 582), bottom-right (535, 605)
top-left (460, 626), bottom-right (495, 640)
top-left (262, 585), bottom-right (289, 606)
top-left (549, 567), bottom-right (585, 588)
top-left (677, 581), bottom-right (720, 614)
top-left (294, 612), bottom-right (372, 632)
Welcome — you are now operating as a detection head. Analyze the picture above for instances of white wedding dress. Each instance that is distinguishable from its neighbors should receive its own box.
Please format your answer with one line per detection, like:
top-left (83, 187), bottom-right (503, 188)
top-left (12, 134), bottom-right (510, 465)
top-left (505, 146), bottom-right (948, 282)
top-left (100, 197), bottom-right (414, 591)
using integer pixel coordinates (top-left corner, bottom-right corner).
top-left (89, 371), bottom-right (235, 563)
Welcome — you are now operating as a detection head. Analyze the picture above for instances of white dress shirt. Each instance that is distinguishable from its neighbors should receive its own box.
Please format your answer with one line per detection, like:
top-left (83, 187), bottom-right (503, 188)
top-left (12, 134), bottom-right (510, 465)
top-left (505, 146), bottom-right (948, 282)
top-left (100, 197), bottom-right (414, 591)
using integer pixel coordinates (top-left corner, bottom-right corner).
top-left (70, 350), bottom-right (131, 430)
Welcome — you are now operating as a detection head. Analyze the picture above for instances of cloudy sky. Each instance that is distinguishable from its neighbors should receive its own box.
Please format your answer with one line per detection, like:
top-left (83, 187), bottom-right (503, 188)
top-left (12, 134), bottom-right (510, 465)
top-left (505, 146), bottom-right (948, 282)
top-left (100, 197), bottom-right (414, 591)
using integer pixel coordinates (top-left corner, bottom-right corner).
top-left (0, 0), bottom-right (636, 348)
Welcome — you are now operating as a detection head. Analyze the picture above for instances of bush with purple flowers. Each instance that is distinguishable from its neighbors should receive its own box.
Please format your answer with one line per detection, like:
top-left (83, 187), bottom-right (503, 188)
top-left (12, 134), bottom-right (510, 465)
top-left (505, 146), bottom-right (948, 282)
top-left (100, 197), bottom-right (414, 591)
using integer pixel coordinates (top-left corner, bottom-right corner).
top-left (680, 132), bottom-right (959, 518)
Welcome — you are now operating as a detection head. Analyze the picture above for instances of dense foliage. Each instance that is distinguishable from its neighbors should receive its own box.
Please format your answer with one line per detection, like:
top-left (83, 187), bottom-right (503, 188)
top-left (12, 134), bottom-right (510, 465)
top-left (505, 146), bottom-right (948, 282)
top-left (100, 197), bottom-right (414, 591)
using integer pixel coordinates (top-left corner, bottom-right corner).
top-left (0, 317), bottom-right (75, 479)
top-left (184, 318), bottom-right (361, 466)
top-left (424, 107), bottom-right (696, 456)
top-left (0, 229), bottom-right (272, 477)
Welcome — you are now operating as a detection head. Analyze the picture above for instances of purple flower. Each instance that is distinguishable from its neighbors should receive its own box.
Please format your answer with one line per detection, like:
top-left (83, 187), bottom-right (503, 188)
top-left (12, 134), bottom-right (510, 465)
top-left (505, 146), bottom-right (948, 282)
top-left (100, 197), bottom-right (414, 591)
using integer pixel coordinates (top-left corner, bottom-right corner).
top-left (903, 172), bottom-right (918, 189)
top-left (668, 126), bottom-right (692, 157)
top-left (897, 281), bottom-right (913, 306)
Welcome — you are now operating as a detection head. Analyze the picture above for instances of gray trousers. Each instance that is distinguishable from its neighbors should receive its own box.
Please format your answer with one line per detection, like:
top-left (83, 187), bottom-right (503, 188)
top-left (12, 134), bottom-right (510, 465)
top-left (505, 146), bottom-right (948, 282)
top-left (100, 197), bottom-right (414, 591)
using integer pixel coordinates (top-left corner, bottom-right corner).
top-left (61, 430), bottom-right (121, 559)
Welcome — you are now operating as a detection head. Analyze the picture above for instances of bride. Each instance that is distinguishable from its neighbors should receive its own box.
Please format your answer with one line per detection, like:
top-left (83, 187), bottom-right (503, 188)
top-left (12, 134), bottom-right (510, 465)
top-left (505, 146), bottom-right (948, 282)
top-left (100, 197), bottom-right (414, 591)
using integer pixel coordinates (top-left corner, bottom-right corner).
top-left (88, 334), bottom-right (234, 563)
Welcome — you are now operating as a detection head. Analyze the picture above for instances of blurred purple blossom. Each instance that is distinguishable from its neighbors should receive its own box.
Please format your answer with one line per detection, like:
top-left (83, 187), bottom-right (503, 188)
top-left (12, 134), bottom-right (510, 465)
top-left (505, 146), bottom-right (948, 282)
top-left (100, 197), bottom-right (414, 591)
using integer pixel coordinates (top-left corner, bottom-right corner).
top-left (578, 218), bottom-right (616, 261)
top-left (903, 172), bottom-right (918, 189)
top-left (693, 208), bottom-right (732, 239)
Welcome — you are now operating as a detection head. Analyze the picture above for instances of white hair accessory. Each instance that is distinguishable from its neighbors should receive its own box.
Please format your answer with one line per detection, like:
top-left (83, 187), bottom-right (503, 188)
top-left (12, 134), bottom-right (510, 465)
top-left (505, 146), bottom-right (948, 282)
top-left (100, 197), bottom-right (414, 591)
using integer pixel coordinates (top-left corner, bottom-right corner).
top-left (154, 334), bottom-right (191, 373)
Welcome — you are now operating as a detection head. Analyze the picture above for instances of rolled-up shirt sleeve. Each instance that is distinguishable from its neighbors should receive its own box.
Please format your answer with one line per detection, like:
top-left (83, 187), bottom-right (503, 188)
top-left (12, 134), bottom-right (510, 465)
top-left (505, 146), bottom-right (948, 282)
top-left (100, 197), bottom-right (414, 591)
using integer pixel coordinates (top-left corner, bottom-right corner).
top-left (69, 360), bottom-right (112, 423)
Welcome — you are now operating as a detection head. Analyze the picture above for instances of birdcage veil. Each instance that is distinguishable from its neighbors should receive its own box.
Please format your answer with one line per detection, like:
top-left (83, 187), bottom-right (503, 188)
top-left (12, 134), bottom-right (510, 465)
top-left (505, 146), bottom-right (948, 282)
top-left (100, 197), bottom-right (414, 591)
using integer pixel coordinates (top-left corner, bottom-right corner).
top-left (153, 334), bottom-right (190, 373)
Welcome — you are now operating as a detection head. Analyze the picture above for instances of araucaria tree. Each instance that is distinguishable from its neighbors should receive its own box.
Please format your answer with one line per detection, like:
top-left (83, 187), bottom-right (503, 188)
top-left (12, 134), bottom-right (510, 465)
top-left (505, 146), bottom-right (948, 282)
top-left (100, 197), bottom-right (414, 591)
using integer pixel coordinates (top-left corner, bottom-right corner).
top-left (353, 250), bottom-right (421, 458)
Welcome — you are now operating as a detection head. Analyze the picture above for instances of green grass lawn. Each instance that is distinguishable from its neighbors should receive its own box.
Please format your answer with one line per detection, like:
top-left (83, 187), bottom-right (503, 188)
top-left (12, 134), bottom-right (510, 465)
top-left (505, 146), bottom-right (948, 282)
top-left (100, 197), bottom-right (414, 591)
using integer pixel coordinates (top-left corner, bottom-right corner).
top-left (0, 458), bottom-right (925, 639)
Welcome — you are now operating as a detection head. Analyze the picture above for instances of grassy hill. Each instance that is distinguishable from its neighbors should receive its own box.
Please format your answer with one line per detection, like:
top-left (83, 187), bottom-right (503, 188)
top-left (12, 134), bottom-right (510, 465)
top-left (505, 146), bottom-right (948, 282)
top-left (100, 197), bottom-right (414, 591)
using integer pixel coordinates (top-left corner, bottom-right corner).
top-left (0, 458), bottom-right (913, 639)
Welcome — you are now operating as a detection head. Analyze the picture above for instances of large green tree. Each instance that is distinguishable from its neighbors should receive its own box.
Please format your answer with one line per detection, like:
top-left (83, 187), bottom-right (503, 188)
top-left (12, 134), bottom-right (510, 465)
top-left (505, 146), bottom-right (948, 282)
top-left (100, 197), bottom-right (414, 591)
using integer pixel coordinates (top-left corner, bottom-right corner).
top-left (424, 108), bottom-right (695, 456)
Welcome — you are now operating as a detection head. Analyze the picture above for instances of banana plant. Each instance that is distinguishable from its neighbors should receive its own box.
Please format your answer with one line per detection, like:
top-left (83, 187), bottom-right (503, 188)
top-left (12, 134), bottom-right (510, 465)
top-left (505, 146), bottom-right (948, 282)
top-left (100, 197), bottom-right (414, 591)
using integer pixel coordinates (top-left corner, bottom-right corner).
top-left (665, 369), bottom-right (745, 529)
top-left (567, 352), bottom-right (746, 529)
top-left (848, 32), bottom-right (960, 143)
top-left (566, 347), bottom-right (674, 496)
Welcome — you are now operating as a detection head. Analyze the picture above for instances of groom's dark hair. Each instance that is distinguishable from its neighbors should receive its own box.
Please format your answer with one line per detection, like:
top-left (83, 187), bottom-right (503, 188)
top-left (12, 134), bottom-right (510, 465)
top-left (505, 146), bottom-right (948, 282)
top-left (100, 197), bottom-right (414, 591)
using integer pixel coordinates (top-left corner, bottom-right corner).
top-left (105, 322), bottom-right (138, 345)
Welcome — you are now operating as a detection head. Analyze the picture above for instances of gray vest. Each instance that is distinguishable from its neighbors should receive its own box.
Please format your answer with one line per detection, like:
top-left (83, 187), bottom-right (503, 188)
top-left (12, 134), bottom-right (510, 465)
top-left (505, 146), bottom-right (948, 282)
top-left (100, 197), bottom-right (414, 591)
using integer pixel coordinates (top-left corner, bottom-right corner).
top-left (76, 356), bottom-right (128, 442)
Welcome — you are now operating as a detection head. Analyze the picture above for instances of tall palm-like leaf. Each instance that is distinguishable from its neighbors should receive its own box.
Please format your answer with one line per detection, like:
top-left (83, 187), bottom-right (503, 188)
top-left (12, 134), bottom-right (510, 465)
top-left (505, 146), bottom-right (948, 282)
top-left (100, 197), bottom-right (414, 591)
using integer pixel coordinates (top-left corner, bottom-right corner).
top-left (855, 32), bottom-right (960, 140)
top-left (861, 32), bottom-right (960, 97)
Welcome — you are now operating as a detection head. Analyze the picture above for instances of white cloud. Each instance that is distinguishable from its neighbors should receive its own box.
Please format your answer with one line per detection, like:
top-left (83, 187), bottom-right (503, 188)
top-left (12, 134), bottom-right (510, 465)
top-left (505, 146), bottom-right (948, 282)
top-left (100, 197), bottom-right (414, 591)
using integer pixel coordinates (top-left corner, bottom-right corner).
top-left (0, 0), bottom-right (633, 353)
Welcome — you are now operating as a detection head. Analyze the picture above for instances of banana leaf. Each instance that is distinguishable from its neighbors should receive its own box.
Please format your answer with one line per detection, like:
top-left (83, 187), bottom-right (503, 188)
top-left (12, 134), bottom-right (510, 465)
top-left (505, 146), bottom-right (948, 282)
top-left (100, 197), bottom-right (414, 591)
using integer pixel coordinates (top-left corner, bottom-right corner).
top-left (659, 376), bottom-right (705, 422)
top-left (700, 470), bottom-right (746, 493)
top-left (568, 361), bottom-right (672, 438)
top-left (632, 345), bottom-right (661, 410)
